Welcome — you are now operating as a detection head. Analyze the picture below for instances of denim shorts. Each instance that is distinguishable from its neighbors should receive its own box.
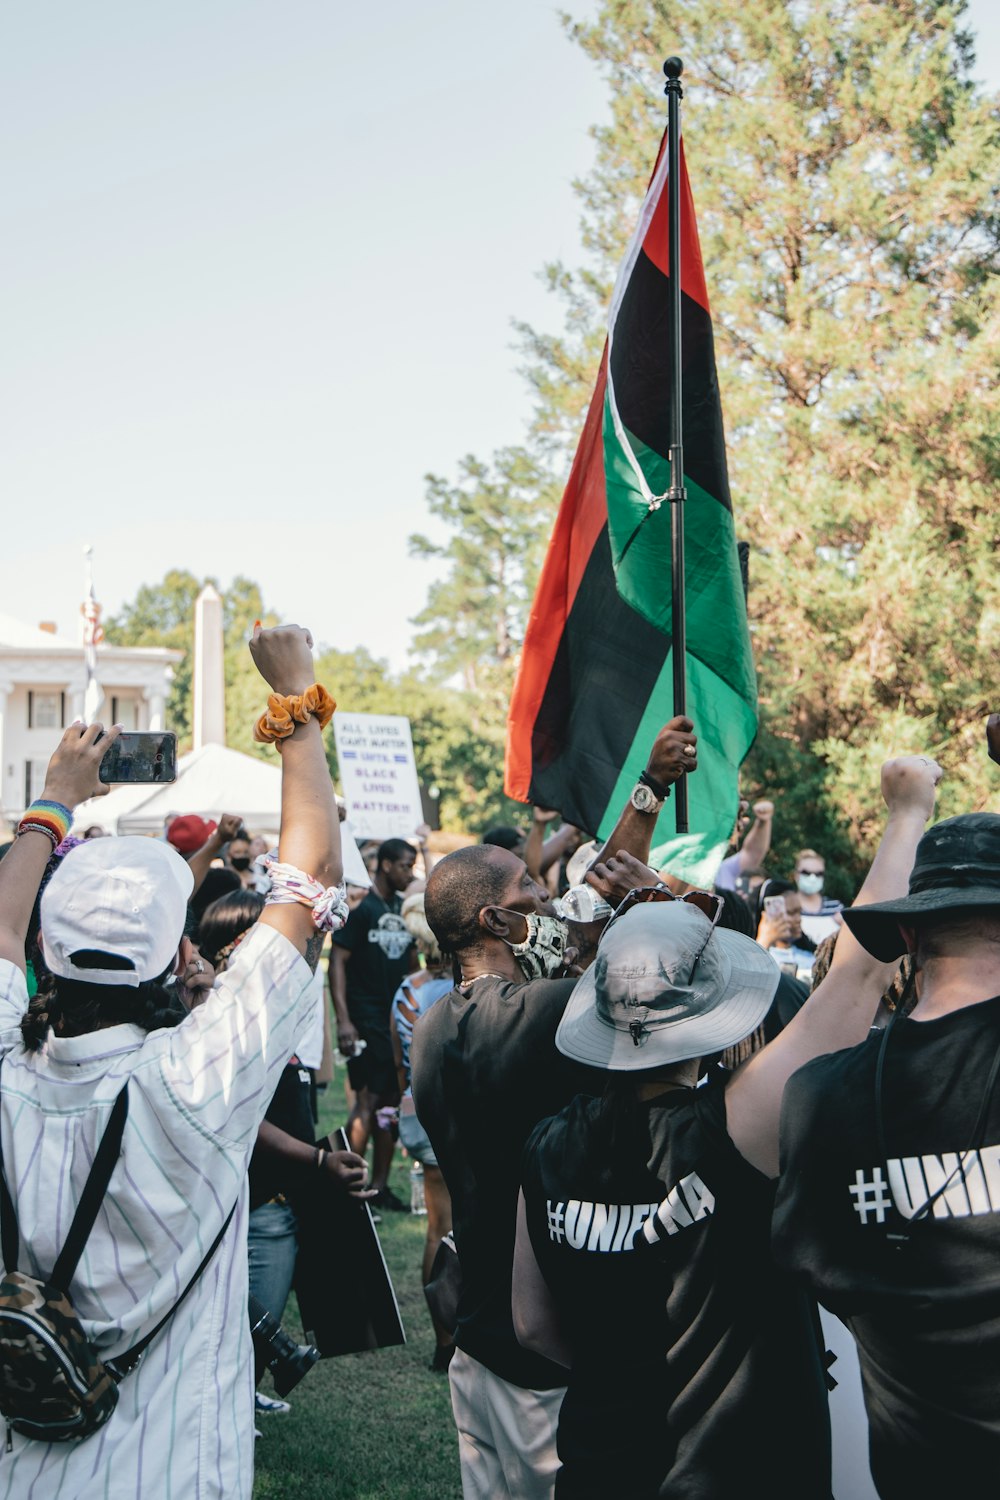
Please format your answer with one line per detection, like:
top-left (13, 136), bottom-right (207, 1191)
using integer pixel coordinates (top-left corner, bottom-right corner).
top-left (399, 1107), bottom-right (438, 1168)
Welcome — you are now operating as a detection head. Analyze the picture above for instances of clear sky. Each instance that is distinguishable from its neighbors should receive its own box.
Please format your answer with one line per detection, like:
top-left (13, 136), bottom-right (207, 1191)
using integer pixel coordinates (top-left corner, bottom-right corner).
top-left (2, 2), bottom-right (998, 671)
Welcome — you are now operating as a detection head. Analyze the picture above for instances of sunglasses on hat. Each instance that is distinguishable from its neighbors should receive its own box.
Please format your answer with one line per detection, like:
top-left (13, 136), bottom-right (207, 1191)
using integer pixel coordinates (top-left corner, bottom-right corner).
top-left (614, 882), bottom-right (724, 927)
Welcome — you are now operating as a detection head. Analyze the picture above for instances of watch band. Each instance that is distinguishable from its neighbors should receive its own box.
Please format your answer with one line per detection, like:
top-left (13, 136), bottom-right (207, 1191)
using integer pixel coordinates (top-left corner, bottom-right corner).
top-left (639, 769), bottom-right (671, 801)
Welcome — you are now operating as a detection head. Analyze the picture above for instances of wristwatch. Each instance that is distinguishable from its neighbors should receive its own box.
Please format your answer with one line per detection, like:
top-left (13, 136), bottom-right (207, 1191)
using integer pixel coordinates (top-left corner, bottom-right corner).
top-left (630, 781), bottom-right (662, 814)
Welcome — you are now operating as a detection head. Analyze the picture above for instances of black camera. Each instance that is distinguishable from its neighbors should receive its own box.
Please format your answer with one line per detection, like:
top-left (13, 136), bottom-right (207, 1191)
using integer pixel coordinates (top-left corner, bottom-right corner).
top-left (248, 1295), bottom-right (320, 1397)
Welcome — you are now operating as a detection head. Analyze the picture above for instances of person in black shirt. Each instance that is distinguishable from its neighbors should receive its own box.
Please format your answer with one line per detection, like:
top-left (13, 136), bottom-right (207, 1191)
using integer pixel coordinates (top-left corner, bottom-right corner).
top-left (512, 755), bottom-right (942, 1499)
top-left (412, 716), bottom-right (700, 1500)
top-left (329, 837), bottom-right (417, 1209)
top-left (773, 808), bottom-right (1000, 1499)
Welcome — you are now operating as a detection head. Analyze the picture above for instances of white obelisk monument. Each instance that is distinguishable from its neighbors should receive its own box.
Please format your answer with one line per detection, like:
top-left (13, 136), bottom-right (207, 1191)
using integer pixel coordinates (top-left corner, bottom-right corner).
top-left (192, 584), bottom-right (226, 750)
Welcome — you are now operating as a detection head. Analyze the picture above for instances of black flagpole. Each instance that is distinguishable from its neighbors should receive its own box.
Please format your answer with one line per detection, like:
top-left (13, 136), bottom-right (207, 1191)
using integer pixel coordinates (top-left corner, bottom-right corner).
top-left (663, 56), bottom-right (688, 834)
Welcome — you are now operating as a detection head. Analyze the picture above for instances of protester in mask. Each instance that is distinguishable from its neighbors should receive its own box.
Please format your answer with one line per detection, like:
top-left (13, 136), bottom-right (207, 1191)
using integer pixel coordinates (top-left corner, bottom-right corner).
top-left (0, 623), bottom-right (343, 1499)
top-left (793, 848), bottom-right (843, 944)
top-left (513, 755), bottom-right (942, 1499)
top-left (329, 837), bottom-right (417, 1210)
top-left (754, 878), bottom-right (817, 981)
top-left (226, 832), bottom-right (257, 889)
top-left (773, 808), bottom-right (1000, 1499)
top-left (411, 716), bottom-right (699, 1500)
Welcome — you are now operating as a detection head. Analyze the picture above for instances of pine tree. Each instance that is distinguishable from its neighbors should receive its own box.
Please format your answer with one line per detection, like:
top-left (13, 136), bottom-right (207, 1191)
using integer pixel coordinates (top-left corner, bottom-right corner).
top-left (511, 0), bottom-right (1000, 884)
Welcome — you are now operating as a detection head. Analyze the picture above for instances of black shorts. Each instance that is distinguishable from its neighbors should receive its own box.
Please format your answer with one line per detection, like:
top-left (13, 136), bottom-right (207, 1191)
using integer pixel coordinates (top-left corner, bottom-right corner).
top-left (346, 1016), bottom-right (398, 1102)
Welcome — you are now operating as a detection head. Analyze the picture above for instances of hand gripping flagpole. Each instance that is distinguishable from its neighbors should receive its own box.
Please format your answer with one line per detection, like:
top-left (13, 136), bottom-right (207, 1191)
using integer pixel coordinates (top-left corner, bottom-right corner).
top-left (663, 57), bottom-right (689, 835)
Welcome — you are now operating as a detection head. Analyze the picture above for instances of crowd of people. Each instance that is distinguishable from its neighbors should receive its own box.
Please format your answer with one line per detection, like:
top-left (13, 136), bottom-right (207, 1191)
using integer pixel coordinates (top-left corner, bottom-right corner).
top-left (0, 625), bottom-right (996, 1499)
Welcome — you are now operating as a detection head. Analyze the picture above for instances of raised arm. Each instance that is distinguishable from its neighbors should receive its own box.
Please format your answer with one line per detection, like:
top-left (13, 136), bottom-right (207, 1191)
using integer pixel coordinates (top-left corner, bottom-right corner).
top-left (737, 800), bottom-right (774, 872)
top-left (587, 716), bottom-right (698, 880)
top-left (250, 625), bottom-right (342, 966)
top-left (186, 813), bottom-right (244, 895)
top-left (726, 756), bottom-right (941, 1177)
top-left (523, 807), bottom-right (558, 881)
top-left (0, 723), bottom-right (116, 973)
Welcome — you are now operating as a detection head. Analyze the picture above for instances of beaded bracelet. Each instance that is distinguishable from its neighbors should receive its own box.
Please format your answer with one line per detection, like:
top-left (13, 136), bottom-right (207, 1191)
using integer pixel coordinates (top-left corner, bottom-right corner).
top-left (18, 799), bottom-right (72, 850)
top-left (253, 684), bottom-right (336, 745)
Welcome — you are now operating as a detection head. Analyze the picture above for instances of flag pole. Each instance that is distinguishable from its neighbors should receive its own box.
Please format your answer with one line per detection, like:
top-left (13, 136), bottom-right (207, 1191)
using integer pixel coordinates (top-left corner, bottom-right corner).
top-left (663, 56), bottom-right (689, 834)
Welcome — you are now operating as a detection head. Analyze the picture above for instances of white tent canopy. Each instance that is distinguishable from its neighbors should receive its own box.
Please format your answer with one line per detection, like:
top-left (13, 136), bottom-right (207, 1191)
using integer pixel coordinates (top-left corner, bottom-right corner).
top-left (73, 742), bottom-right (370, 885)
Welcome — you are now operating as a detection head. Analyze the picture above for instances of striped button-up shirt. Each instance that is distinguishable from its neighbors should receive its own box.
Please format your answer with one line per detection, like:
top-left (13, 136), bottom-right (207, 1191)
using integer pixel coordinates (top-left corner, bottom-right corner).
top-left (0, 922), bottom-right (313, 1499)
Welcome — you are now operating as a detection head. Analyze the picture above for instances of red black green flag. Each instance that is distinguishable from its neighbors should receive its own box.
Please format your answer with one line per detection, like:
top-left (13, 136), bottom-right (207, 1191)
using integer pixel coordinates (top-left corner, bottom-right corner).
top-left (505, 135), bottom-right (757, 883)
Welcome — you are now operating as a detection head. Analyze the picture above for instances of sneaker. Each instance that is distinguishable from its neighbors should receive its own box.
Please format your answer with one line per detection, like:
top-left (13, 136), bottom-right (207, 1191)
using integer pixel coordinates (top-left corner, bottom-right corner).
top-left (254, 1428), bottom-right (263, 1440)
top-left (255, 1391), bottom-right (291, 1415)
top-left (430, 1344), bottom-right (455, 1373)
top-left (372, 1186), bottom-right (408, 1213)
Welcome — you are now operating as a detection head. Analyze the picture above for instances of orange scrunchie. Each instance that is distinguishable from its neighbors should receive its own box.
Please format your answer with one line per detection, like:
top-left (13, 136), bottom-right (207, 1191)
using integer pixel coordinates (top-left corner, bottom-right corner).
top-left (254, 683), bottom-right (336, 744)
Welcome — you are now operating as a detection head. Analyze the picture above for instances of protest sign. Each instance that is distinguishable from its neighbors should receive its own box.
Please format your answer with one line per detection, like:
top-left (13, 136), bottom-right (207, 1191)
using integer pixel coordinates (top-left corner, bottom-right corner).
top-left (334, 712), bottom-right (423, 841)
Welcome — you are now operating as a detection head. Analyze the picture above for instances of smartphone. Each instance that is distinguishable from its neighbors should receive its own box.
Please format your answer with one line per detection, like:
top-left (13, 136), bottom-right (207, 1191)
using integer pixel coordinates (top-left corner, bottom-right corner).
top-left (763, 894), bottom-right (787, 920)
top-left (99, 731), bottom-right (178, 785)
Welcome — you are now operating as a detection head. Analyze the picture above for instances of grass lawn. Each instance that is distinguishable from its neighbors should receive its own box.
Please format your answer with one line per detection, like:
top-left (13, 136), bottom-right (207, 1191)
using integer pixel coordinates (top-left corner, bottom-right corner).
top-left (252, 1077), bottom-right (462, 1500)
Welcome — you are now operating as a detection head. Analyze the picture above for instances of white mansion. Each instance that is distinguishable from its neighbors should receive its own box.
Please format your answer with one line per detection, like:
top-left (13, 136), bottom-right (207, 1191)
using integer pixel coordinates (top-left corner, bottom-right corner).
top-left (0, 614), bottom-right (180, 827)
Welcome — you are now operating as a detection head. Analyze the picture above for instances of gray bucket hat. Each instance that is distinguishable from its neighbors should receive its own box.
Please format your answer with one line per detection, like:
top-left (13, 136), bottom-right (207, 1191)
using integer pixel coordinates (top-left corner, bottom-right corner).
top-left (841, 813), bottom-right (1000, 962)
top-left (555, 899), bottom-right (779, 1070)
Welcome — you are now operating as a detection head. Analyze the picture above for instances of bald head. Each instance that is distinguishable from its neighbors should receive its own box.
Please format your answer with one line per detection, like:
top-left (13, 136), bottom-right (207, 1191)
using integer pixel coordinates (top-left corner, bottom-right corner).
top-left (425, 844), bottom-right (521, 958)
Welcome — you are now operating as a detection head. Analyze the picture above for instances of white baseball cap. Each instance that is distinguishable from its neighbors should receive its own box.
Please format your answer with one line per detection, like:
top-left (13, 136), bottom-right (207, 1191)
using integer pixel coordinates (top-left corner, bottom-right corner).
top-left (41, 837), bottom-right (194, 988)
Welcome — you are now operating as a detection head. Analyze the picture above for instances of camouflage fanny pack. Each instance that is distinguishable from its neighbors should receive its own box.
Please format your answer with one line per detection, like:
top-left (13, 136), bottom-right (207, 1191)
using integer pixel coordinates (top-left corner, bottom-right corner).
top-left (0, 1075), bottom-right (237, 1447)
top-left (0, 1083), bottom-right (129, 1443)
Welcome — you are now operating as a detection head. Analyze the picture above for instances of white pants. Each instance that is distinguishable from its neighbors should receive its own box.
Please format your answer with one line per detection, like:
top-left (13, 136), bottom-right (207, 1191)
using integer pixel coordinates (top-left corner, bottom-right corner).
top-left (448, 1347), bottom-right (565, 1500)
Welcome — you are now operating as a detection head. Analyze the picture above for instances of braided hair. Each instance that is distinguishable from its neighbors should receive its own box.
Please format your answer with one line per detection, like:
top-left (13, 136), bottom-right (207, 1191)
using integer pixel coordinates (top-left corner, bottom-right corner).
top-left (21, 952), bottom-right (187, 1053)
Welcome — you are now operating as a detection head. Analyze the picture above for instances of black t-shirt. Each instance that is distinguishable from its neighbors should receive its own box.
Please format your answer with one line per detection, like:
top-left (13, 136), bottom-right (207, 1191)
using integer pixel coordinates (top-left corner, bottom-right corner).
top-left (773, 995), bottom-right (1000, 1499)
top-left (331, 889), bottom-right (413, 1020)
top-left (248, 1058), bottom-right (315, 1210)
top-left (410, 975), bottom-right (601, 1389)
top-left (522, 1083), bottom-right (831, 1499)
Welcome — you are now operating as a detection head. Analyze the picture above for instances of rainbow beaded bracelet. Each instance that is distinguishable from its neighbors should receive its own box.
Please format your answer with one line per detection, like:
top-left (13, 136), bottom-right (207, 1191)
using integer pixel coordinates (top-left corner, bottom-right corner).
top-left (18, 799), bottom-right (72, 849)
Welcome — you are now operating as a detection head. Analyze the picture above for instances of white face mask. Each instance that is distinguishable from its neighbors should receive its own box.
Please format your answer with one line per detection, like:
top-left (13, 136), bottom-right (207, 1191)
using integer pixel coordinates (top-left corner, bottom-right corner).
top-left (797, 872), bottom-right (824, 896)
top-left (501, 911), bottom-right (569, 981)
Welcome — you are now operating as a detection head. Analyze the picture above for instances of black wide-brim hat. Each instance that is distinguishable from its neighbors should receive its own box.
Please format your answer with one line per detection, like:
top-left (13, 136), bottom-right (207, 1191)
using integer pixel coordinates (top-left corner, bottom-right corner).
top-left (841, 813), bottom-right (1000, 962)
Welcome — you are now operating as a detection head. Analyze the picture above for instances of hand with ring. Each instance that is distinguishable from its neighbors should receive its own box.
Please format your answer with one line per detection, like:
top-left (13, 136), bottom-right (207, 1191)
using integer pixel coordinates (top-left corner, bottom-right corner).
top-left (645, 716), bottom-right (699, 786)
top-left (176, 938), bottom-right (216, 1010)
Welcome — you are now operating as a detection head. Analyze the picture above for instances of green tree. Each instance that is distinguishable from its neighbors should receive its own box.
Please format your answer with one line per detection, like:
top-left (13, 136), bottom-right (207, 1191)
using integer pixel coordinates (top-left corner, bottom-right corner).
top-left (491, 0), bottom-right (1000, 885)
top-left (105, 575), bottom-right (526, 834)
top-left (402, 446), bottom-right (563, 832)
top-left (409, 447), bottom-right (561, 693)
top-left (104, 572), bottom-right (279, 757)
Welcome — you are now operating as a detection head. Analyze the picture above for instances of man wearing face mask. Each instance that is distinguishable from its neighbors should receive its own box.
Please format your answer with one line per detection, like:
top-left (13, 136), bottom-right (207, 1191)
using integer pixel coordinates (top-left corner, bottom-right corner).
top-left (794, 848), bottom-right (843, 946)
top-left (411, 717), bottom-right (698, 1500)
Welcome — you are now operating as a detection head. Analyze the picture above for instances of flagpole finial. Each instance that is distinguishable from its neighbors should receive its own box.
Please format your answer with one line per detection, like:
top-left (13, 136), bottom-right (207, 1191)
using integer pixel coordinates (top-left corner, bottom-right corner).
top-left (663, 56), bottom-right (683, 84)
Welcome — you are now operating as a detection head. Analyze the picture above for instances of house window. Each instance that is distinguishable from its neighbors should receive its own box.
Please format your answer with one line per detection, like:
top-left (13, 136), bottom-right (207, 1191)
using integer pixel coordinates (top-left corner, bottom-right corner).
top-left (28, 691), bottom-right (65, 729)
top-left (110, 696), bottom-right (139, 731)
